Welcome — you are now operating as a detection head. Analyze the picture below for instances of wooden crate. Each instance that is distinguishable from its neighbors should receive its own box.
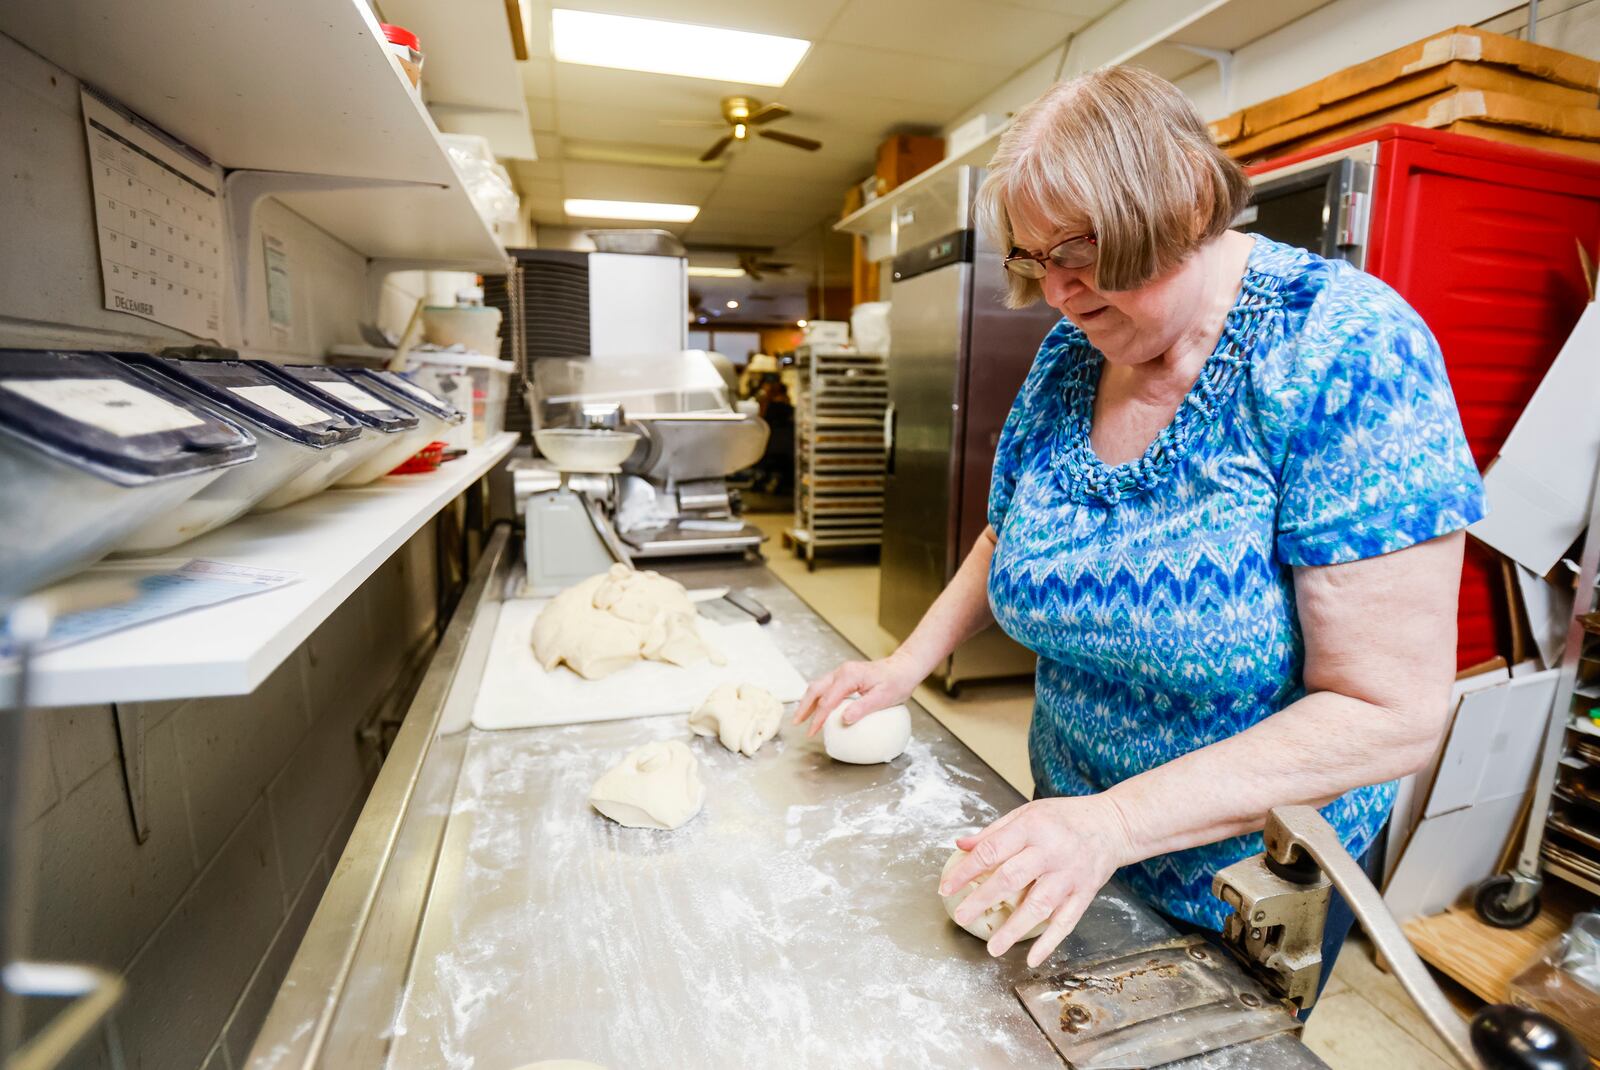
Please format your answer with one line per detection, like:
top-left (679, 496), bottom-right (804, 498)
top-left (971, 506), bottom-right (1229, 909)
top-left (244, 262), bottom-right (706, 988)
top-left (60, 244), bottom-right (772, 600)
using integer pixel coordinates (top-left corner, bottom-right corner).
top-left (875, 133), bottom-right (945, 195)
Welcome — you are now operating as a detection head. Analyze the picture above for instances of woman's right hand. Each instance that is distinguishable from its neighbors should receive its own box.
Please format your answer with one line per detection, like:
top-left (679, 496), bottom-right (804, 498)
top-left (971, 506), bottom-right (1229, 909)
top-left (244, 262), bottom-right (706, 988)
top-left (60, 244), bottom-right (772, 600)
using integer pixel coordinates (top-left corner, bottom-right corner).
top-left (791, 651), bottom-right (925, 737)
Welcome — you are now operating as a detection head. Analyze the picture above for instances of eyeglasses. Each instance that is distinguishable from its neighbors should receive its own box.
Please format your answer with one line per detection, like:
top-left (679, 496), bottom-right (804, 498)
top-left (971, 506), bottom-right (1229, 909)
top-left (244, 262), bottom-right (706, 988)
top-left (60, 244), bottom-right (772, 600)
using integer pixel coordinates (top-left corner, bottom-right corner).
top-left (1003, 233), bottom-right (1098, 279)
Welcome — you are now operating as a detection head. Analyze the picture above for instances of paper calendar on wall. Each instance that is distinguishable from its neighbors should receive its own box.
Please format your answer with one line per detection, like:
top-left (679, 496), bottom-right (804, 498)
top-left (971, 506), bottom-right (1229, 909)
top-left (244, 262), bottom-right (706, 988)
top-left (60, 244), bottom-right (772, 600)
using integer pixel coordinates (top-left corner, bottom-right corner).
top-left (80, 89), bottom-right (225, 340)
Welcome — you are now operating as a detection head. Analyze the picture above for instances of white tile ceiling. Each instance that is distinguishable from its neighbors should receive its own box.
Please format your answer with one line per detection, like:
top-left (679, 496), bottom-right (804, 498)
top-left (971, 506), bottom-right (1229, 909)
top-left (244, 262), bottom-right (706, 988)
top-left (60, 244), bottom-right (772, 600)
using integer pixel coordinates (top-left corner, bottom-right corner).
top-left (508, 0), bottom-right (1120, 290)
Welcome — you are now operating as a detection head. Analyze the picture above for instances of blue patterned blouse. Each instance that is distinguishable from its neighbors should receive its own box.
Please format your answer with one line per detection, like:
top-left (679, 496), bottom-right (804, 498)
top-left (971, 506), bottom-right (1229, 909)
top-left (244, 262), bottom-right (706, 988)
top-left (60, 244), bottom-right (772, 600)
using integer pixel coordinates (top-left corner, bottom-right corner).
top-left (986, 236), bottom-right (1487, 928)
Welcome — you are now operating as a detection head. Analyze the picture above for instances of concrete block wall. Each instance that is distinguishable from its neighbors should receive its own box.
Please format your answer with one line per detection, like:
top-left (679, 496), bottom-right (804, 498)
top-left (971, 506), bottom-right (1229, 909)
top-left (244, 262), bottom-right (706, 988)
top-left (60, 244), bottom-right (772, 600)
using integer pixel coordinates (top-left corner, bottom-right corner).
top-left (15, 522), bottom-right (443, 1070)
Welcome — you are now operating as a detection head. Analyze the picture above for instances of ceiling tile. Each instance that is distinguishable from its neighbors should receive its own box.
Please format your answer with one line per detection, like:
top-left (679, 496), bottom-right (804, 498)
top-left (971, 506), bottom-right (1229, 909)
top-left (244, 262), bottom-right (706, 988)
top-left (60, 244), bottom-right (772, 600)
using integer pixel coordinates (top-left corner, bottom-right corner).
top-left (721, 131), bottom-right (879, 181)
top-left (776, 86), bottom-right (951, 136)
top-left (1002, 0), bottom-right (1119, 16)
top-left (555, 101), bottom-right (726, 151)
top-left (518, 57), bottom-right (556, 97)
top-left (783, 42), bottom-right (1011, 111)
top-left (526, 94), bottom-right (558, 130)
top-left (559, 160), bottom-right (723, 202)
top-left (825, 0), bottom-right (1080, 67)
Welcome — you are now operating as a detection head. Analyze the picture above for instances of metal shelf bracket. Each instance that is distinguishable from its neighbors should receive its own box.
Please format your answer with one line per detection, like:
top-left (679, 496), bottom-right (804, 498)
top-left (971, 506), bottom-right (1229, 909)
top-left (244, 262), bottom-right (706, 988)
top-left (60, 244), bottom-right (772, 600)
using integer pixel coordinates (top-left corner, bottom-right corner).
top-left (1174, 43), bottom-right (1236, 110)
top-left (223, 170), bottom-right (442, 330)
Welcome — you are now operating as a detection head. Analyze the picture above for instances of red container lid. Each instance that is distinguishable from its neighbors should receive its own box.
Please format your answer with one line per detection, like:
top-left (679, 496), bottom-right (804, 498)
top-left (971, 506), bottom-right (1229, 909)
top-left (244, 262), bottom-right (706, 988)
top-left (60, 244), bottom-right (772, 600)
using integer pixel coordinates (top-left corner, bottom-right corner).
top-left (380, 23), bottom-right (421, 51)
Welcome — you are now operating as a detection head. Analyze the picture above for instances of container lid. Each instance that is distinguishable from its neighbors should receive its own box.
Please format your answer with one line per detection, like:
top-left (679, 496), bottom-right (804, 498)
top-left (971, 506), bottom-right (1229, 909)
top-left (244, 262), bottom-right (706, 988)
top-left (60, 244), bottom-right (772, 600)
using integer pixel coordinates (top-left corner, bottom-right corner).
top-left (338, 367), bottom-right (466, 424)
top-left (0, 350), bottom-right (256, 485)
top-left (380, 23), bottom-right (420, 50)
top-left (406, 350), bottom-right (516, 373)
top-left (123, 354), bottom-right (362, 447)
top-left (250, 362), bottom-right (419, 434)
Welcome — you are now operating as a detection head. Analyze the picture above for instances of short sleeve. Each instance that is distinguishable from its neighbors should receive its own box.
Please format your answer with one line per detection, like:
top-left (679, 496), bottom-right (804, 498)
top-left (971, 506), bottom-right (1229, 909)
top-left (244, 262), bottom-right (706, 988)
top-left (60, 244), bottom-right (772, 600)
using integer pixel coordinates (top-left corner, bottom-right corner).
top-left (1256, 275), bottom-right (1486, 567)
top-left (988, 318), bottom-right (1074, 530)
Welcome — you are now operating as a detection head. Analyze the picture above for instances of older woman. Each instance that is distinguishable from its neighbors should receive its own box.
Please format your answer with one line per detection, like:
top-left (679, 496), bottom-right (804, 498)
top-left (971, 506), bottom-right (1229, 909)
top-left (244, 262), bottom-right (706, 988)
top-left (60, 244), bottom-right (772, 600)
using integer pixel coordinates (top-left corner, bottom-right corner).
top-left (794, 66), bottom-right (1485, 977)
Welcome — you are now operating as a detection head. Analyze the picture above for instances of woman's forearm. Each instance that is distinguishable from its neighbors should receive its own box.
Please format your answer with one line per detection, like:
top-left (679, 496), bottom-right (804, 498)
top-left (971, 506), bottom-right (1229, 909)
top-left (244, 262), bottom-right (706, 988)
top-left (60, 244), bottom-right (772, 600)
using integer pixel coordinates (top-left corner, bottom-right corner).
top-left (890, 527), bottom-right (1002, 678)
top-left (1104, 689), bottom-right (1442, 862)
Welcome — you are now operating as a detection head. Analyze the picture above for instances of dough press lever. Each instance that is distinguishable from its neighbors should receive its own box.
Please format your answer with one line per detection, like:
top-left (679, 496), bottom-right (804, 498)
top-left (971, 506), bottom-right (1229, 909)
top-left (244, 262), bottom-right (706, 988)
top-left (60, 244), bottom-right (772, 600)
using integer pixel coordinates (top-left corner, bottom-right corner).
top-left (1016, 806), bottom-right (1589, 1069)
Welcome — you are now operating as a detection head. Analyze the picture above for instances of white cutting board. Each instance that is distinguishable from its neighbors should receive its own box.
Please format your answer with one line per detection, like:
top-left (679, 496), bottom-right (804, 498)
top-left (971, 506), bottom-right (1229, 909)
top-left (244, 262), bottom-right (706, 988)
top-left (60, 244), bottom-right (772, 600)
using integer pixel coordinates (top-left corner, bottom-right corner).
top-left (471, 597), bottom-right (809, 730)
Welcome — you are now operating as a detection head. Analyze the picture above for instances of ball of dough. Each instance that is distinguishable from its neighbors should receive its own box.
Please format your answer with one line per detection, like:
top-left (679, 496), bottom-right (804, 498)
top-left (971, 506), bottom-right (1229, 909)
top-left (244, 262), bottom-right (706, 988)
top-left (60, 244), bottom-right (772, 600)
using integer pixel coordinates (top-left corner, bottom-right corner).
top-left (589, 740), bottom-right (705, 830)
top-left (940, 848), bottom-right (1047, 942)
top-left (822, 699), bottom-right (911, 764)
top-left (689, 682), bottom-right (782, 757)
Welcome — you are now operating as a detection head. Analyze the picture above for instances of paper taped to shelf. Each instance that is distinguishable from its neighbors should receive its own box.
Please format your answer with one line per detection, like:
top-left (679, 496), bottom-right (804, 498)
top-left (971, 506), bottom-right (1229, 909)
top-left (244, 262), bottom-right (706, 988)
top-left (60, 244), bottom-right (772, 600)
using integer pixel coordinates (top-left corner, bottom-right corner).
top-left (1471, 303), bottom-right (1600, 575)
top-left (472, 597), bottom-right (808, 730)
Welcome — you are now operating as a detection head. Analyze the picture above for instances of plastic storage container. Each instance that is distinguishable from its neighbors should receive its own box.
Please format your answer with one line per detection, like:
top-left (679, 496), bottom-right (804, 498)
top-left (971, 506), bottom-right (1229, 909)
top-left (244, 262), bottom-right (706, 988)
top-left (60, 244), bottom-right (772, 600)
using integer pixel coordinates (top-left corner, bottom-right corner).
top-left (381, 23), bottom-right (423, 90)
top-left (122, 355), bottom-right (372, 513)
top-left (336, 368), bottom-right (465, 462)
top-left (0, 350), bottom-right (255, 598)
top-left (407, 351), bottom-right (513, 444)
top-left (114, 369), bottom-right (325, 553)
top-left (248, 362), bottom-right (433, 487)
top-left (398, 357), bottom-right (474, 450)
top-left (421, 305), bottom-right (501, 353)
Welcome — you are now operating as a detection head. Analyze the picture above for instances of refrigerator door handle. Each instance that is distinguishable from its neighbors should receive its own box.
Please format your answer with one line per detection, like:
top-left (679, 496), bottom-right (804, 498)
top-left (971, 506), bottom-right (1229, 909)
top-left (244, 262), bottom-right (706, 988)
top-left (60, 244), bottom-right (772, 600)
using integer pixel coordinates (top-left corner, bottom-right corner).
top-left (883, 401), bottom-right (897, 475)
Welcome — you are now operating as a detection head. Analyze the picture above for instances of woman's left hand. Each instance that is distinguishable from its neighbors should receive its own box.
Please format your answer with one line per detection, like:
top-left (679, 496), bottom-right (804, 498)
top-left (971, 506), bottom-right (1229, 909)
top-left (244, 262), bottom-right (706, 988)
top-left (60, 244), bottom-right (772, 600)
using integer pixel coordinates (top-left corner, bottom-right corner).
top-left (942, 793), bottom-right (1139, 968)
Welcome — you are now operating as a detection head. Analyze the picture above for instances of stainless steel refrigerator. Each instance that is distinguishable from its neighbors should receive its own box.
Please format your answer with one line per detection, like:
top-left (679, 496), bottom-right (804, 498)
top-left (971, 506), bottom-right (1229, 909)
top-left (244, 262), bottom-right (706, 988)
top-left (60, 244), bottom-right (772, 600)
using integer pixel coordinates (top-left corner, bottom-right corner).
top-left (878, 165), bottom-right (1060, 691)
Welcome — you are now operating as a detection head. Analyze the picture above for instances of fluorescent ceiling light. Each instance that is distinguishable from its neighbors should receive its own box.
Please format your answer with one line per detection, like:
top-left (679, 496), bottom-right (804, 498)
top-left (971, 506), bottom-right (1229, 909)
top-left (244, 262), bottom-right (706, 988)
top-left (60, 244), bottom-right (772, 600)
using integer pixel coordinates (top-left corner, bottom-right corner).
top-left (551, 9), bottom-right (810, 86)
top-left (687, 266), bottom-right (745, 278)
top-left (564, 198), bottom-right (699, 223)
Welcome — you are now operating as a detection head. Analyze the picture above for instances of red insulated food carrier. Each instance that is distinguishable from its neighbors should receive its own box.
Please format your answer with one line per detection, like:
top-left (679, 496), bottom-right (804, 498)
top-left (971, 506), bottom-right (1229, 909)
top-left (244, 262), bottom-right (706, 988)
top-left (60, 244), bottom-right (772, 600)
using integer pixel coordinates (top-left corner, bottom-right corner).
top-left (1242, 124), bottom-right (1600, 669)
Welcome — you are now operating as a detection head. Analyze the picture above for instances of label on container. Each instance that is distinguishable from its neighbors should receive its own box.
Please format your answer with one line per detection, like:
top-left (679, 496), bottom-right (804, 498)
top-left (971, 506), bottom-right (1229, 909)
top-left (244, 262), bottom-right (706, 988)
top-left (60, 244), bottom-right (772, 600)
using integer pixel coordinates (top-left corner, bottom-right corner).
top-left (386, 376), bottom-right (443, 407)
top-left (228, 384), bottom-right (333, 427)
top-left (311, 380), bottom-right (389, 413)
top-left (1, 377), bottom-right (205, 436)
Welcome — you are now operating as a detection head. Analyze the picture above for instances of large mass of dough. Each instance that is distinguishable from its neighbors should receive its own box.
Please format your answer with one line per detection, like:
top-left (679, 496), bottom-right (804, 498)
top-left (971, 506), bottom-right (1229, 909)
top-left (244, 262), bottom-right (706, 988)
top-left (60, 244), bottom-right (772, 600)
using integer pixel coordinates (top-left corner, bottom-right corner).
top-left (822, 699), bottom-right (912, 764)
top-left (939, 847), bottom-right (1048, 942)
top-left (532, 564), bottom-right (722, 679)
top-left (588, 739), bottom-right (706, 830)
top-left (689, 682), bottom-right (783, 757)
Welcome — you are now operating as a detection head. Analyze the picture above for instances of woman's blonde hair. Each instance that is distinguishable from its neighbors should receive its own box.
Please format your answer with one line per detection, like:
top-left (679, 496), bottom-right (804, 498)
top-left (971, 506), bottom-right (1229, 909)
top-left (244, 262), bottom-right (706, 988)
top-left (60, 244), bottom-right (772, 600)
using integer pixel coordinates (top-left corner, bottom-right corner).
top-left (977, 66), bottom-right (1250, 306)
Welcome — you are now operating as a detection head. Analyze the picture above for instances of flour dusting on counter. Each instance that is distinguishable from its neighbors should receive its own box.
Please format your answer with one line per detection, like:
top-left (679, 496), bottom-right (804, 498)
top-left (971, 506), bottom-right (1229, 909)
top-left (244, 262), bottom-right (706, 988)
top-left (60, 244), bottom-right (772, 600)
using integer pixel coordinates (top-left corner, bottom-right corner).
top-left (379, 570), bottom-right (1319, 1070)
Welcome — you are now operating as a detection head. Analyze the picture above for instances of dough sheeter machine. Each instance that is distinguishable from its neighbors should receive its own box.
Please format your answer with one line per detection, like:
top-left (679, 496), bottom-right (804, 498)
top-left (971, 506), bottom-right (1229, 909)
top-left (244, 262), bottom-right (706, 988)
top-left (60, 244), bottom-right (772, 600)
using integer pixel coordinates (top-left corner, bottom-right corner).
top-left (232, 529), bottom-right (1584, 1069)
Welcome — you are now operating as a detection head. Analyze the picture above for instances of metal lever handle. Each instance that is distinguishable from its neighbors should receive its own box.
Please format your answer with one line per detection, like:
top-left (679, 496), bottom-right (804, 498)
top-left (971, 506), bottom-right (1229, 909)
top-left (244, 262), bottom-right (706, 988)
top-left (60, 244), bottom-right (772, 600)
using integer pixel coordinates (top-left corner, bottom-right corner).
top-left (883, 402), bottom-right (896, 475)
top-left (1240, 807), bottom-right (1589, 1070)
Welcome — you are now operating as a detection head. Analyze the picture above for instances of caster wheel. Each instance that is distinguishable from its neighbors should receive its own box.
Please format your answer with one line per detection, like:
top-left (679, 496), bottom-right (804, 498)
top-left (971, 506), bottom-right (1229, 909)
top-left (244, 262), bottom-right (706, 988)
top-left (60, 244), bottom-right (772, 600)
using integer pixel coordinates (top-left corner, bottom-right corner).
top-left (1473, 874), bottom-right (1541, 929)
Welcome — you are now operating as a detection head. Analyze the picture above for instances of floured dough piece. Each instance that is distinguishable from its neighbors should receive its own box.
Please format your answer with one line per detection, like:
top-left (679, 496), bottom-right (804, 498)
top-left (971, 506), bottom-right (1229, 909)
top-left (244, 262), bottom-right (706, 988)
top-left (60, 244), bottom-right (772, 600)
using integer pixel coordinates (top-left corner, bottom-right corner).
top-left (589, 740), bottom-right (705, 830)
top-left (689, 683), bottom-right (782, 757)
top-left (532, 564), bottom-right (723, 680)
top-left (939, 847), bottom-right (1047, 942)
top-left (823, 699), bottom-right (911, 764)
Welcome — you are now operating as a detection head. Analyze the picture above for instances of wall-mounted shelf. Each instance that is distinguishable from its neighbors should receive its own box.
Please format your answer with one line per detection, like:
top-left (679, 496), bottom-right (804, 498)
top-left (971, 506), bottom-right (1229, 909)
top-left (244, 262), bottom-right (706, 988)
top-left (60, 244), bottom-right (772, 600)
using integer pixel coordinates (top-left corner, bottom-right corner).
top-left (0, 0), bottom-right (507, 271)
top-left (833, 131), bottom-right (1004, 239)
top-left (2, 433), bottom-right (519, 708)
top-left (382, 0), bottom-right (538, 161)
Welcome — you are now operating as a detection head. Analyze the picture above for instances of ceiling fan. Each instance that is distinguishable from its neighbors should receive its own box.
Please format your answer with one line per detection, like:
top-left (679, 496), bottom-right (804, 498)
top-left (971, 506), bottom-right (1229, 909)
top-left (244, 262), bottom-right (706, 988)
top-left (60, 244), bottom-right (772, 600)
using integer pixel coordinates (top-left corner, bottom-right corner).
top-left (664, 96), bottom-right (822, 163)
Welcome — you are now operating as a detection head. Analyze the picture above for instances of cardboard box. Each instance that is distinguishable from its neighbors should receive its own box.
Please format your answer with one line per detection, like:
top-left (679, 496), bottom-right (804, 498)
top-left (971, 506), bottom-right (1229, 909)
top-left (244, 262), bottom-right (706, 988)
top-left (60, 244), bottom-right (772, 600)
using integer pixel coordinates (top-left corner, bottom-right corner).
top-left (1211, 25), bottom-right (1600, 144)
top-left (1222, 64), bottom-right (1599, 159)
top-left (1383, 668), bottom-right (1559, 921)
top-left (1470, 301), bottom-right (1600, 577)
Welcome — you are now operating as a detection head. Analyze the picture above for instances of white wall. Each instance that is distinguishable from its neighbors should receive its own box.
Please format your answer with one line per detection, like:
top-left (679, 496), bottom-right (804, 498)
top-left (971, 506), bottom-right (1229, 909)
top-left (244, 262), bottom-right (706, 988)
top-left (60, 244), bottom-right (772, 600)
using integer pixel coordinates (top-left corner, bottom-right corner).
top-left (942, 0), bottom-right (1600, 137)
top-left (0, 31), bottom-right (458, 1070)
top-left (1176, 0), bottom-right (1534, 119)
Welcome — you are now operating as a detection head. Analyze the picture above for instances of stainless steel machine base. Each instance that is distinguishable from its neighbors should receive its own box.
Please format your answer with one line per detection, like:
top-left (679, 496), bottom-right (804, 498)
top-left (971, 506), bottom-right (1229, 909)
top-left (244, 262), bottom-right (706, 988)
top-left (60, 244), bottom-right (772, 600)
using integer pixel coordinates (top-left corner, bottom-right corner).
top-left (621, 518), bottom-right (764, 558)
top-left (523, 488), bottom-right (619, 596)
top-left (1015, 934), bottom-right (1300, 1070)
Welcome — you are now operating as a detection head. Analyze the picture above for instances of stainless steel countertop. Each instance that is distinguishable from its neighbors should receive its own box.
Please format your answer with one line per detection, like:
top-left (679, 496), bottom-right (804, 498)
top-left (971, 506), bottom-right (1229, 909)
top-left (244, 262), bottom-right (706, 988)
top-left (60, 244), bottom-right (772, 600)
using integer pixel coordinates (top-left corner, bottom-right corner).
top-left (249, 537), bottom-right (1325, 1069)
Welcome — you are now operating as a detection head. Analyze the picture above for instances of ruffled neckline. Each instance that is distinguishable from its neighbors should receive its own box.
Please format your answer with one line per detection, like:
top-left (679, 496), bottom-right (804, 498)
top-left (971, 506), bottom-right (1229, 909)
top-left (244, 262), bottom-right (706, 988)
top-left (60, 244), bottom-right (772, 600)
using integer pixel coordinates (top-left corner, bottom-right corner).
top-left (1050, 255), bottom-right (1287, 506)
